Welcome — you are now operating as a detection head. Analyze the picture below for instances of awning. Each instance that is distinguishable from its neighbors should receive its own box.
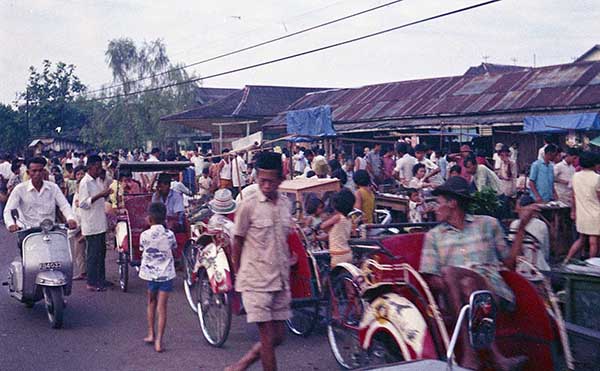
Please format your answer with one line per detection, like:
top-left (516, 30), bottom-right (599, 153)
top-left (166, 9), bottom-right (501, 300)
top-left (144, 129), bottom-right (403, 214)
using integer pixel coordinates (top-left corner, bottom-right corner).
top-left (286, 105), bottom-right (335, 141)
top-left (523, 113), bottom-right (600, 133)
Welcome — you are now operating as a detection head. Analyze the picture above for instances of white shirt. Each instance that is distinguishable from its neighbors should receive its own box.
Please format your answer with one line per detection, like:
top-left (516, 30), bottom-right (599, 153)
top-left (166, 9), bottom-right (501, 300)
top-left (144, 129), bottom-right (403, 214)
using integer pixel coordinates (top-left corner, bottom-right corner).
top-left (553, 160), bottom-right (575, 206)
top-left (3, 180), bottom-right (75, 229)
top-left (78, 174), bottom-right (108, 236)
top-left (144, 154), bottom-right (160, 185)
top-left (293, 152), bottom-right (307, 173)
top-left (191, 155), bottom-right (205, 175)
top-left (509, 218), bottom-right (550, 271)
top-left (231, 156), bottom-right (247, 187)
top-left (537, 145), bottom-right (547, 161)
top-left (139, 224), bottom-right (177, 282)
top-left (419, 158), bottom-right (443, 186)
top-left (394, 154), bottom-right (417, 183)
top-left (0, 161), bottom-right (12, 180)
top-left (219, 160), bottom-right (232, 180)
top-left (492, 153), bottom-right (501, 170)
top-left (509, 147), bottom-right (518, 162)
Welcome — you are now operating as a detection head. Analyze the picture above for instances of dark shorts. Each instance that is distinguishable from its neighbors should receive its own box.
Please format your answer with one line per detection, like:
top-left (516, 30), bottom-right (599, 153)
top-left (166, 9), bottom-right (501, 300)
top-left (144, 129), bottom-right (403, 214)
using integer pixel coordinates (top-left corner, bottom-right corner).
top-left (147, 279), bottom-right (174, 293)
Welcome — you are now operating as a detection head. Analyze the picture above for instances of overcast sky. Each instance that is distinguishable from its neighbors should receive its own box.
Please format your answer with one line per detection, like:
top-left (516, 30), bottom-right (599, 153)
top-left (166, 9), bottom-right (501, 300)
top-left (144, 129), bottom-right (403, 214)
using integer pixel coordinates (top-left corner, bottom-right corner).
top-left (1, 0), bottom-right (599, 104)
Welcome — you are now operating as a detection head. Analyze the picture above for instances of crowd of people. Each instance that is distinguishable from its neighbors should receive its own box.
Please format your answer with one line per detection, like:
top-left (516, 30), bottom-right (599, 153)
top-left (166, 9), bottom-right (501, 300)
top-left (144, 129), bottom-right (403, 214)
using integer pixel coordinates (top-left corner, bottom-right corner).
top-left (0, 137), bottom-right (598, 369)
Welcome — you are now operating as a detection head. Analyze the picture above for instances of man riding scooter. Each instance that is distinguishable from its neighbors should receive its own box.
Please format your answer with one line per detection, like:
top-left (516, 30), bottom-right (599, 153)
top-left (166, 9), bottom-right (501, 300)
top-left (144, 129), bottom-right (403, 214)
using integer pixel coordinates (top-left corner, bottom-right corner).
top-left (3, 157), bottom-right (78, 328)
top-left (419, 176), bottom-right (536, 370)
top-left (4, 157), bottom-right (77, 237)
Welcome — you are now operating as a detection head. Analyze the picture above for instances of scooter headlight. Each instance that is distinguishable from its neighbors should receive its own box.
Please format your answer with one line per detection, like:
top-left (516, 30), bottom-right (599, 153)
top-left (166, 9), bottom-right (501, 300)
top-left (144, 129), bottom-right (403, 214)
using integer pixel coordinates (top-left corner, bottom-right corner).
top-left (40, 219), bottom-right (54, 233)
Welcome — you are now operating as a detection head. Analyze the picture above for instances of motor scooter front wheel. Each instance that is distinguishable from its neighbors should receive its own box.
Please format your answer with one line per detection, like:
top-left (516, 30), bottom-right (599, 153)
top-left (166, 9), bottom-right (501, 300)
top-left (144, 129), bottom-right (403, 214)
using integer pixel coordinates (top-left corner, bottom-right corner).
top-left (43, 286), bottom-right (64, 329)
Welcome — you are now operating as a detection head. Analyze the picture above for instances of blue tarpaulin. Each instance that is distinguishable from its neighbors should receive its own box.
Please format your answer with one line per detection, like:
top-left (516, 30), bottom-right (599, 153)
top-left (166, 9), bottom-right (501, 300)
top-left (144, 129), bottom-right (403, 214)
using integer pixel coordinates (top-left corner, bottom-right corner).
top-left (286, 105), bottom-right (335, 142)
top-left (523, 113), bottom-right (600, 133)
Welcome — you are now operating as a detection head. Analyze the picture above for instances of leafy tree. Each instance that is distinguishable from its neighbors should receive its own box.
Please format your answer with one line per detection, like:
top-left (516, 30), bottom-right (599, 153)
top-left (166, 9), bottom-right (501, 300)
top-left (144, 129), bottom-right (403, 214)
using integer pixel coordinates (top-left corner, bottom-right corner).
top-left (19, 60), bottom-right (87, 140)
top-left (81, 38), bottom-right (197, 150)
top-left (0, 104), bottom-right (28, 152)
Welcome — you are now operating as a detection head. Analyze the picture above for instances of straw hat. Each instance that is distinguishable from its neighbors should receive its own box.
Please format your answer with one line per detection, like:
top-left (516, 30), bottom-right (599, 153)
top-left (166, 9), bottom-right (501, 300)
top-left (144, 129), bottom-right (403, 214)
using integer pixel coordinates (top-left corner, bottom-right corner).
top-left (208, 189), bottom-right (238, 214)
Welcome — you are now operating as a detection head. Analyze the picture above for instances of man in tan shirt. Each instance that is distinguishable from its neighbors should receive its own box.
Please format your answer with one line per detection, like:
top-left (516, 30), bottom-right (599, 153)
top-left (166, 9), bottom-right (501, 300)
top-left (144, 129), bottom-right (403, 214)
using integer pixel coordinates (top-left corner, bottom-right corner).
top-left (227, 151), bottom-right (292, 371)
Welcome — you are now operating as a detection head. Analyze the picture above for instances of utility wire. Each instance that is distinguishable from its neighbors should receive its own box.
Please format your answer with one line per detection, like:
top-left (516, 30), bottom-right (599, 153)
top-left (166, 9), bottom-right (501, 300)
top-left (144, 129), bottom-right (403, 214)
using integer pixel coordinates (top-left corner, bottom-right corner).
top-left (84, 0), bottom-right (501, 102)
top-left (87, 0), bottom-right (406, 95)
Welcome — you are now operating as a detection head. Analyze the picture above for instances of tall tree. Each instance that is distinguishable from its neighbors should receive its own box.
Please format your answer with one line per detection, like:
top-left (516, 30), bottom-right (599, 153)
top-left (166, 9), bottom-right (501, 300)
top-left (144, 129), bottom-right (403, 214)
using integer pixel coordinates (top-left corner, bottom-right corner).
top-left (19, 60), bottom-right (87, 140)
top-left (0, 103), bottom-right (28, 152)
top-left (82, 38), bottom-right (197, 150)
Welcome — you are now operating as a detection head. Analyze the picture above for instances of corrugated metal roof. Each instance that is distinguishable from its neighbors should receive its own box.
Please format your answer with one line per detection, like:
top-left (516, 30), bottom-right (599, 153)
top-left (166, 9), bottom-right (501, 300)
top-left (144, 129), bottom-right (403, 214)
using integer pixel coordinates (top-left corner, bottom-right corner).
top-left (161, 85), bottom-right (327, 122)
top-left (265, 60), bottom-right (600, 132)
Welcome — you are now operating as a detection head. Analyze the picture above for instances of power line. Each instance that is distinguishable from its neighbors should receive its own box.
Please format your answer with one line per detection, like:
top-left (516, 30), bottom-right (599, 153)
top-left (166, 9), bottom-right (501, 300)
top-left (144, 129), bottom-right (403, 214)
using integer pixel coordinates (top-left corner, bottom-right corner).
top-left (84, 0), bottom-right (353, 89)
top-left (86, 0), bottom-right (406, 95)
top-left (84, 0), bottom-right (501, 102)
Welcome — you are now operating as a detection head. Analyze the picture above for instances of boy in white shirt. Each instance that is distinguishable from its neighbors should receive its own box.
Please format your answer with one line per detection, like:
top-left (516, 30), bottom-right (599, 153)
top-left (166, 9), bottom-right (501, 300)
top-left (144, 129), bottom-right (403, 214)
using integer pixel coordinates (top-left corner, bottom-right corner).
top-left (139, 202), bottom-right (177, 353)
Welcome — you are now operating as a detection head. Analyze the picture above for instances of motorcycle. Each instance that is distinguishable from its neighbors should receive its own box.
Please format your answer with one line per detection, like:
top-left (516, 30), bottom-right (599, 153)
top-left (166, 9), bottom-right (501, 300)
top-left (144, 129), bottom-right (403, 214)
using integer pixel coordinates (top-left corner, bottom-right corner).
top-left (3, 213), bottom-right (73, 329)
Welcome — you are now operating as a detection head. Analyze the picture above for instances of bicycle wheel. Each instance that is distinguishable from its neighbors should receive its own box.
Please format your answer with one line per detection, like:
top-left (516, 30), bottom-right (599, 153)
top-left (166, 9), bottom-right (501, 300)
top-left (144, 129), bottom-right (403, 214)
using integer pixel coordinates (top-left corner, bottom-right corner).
top-left (196, 269), bottom-right (231, 347)
top-left (327, 271), bottom-right (365, 369)
top-left (118, 252), bottom-right (129, 292)
top-left (182, 241), bottom-right (198, 313)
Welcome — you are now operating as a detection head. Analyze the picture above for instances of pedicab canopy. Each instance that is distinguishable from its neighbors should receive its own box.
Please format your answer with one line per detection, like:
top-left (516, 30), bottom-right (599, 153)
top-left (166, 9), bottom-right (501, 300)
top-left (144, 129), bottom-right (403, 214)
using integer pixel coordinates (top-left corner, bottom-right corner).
top-left (523, 112), bottom-right (600, 133)
top-left (286, 105), bottom-right (335, 142)
top-left (117, 161), bottom-right (192, 173)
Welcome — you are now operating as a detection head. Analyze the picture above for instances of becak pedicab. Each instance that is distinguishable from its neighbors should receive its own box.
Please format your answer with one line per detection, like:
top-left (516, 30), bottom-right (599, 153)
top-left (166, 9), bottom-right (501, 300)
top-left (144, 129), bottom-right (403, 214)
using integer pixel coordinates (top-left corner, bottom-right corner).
top-left (327, 225), bottom-right (572, 370)
top-left (328, 230), bottom-right (573, 370)
top-left (114, 161), bottom-right (193, 292)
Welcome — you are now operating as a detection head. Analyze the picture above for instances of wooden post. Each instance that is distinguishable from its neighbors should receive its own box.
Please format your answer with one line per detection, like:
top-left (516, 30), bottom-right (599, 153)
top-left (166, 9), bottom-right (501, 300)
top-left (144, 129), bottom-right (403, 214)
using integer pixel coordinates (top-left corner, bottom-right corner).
top-left (233, 154), bottom-right (243, 200)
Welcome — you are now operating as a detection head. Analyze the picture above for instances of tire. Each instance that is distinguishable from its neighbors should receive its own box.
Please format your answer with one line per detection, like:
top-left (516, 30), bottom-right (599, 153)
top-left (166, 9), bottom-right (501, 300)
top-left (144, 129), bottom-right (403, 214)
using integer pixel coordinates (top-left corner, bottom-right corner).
top-left (326, 271), bottom-right (365, 369)
top-left (118, 252), bottom-right (129, 292)
top-left (366, 335), bottom-right (403, 366)
top-left (286, 302), bottom-right (319, 337)
top-left (183, 241), bottom-right (198, 313)
top-left (43, 286), bottom-right (64, 329)
top-left (196, 269), bottom-right (231, 347)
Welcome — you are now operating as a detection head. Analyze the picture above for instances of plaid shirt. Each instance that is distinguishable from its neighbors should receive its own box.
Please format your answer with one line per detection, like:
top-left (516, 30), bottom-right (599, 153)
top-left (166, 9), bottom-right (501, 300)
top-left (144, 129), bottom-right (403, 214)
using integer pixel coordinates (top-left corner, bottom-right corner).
top-left (420, 214), bottom-right (515, 303)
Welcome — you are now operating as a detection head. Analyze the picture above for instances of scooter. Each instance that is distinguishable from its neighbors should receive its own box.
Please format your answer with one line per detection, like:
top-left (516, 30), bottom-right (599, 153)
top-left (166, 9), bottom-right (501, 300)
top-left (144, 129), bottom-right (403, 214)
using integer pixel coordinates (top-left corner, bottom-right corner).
top-left (3, 212), bottom-right (73, 329)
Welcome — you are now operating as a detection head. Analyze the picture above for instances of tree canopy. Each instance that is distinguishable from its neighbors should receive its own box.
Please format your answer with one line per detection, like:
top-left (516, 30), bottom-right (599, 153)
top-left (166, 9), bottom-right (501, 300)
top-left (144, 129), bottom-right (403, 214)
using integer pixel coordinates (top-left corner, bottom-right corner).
top-left (0, 38), bottom-right (198, 153)
top-left (80, 38), bottom-right (198, 150)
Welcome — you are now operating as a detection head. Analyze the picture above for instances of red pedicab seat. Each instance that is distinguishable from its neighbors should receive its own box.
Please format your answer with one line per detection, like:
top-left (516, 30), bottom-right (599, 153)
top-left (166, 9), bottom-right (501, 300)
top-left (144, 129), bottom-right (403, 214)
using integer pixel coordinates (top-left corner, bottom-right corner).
top-left (120, 193), bottom-right (188, 262)
top-left (495, 271), bottom-right (557, 371)
top-left (122, 194), bottom-right (153, 262)
top-left (288, 230), bottom-right (314, 299)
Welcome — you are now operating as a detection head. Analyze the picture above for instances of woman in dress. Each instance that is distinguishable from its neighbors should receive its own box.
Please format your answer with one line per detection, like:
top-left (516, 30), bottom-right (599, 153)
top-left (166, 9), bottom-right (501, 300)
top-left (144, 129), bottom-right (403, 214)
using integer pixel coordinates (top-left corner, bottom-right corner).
top-left (564, 151), bottom-right (600, 262)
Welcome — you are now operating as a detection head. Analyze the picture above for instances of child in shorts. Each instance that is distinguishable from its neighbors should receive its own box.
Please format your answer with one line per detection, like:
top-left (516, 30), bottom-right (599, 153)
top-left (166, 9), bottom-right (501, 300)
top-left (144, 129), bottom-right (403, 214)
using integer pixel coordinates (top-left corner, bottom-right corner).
top-left (139, 202), bottom-right (177, 353)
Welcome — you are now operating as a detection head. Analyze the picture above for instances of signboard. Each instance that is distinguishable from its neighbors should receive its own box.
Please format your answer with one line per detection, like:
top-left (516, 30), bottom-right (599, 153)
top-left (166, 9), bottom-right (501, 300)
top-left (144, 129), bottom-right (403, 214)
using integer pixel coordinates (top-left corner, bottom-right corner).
top-left (232, 131), bottom-right (263, 152)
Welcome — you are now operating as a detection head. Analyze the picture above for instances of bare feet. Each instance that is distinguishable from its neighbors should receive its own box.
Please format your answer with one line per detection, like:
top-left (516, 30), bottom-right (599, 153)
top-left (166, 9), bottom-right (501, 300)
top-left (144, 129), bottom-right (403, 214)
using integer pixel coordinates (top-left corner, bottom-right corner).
top-left (224, 363), bottom-right (245, 371)
top-left (154, 339), bottom-right (163, 353)
top-left (143, 335), bottom-right (154, 344)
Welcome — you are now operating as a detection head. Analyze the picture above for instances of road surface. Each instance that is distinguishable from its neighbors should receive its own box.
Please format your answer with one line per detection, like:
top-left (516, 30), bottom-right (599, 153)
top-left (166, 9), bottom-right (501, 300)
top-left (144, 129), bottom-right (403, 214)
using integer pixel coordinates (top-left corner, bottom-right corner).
top-left (0, 226), bottom-right (338, 371)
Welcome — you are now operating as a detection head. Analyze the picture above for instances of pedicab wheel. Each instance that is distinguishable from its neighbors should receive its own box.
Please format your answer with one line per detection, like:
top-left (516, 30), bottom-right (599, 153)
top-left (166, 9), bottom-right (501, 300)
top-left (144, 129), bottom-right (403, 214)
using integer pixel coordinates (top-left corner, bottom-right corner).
top-left (182, 241), bottom-right (198, 313)
top-left (196, 269), bottom-right (231, 347)
top-left (327, 272), bottom-right (365, 369)
top-left (43, 286), bottom-right (64, 329)
top-left (118, 252), bottom-right (129, 292)
top-left (286, 301), bottom-right (319, 337)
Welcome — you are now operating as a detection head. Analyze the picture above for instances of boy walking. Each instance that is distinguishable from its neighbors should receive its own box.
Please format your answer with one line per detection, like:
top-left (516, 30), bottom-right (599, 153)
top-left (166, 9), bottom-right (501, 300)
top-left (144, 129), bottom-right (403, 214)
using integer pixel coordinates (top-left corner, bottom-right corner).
top-left (139, 202), bottom-right (177, 353)
top-left (227, 152), bottom-right (292, 371)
